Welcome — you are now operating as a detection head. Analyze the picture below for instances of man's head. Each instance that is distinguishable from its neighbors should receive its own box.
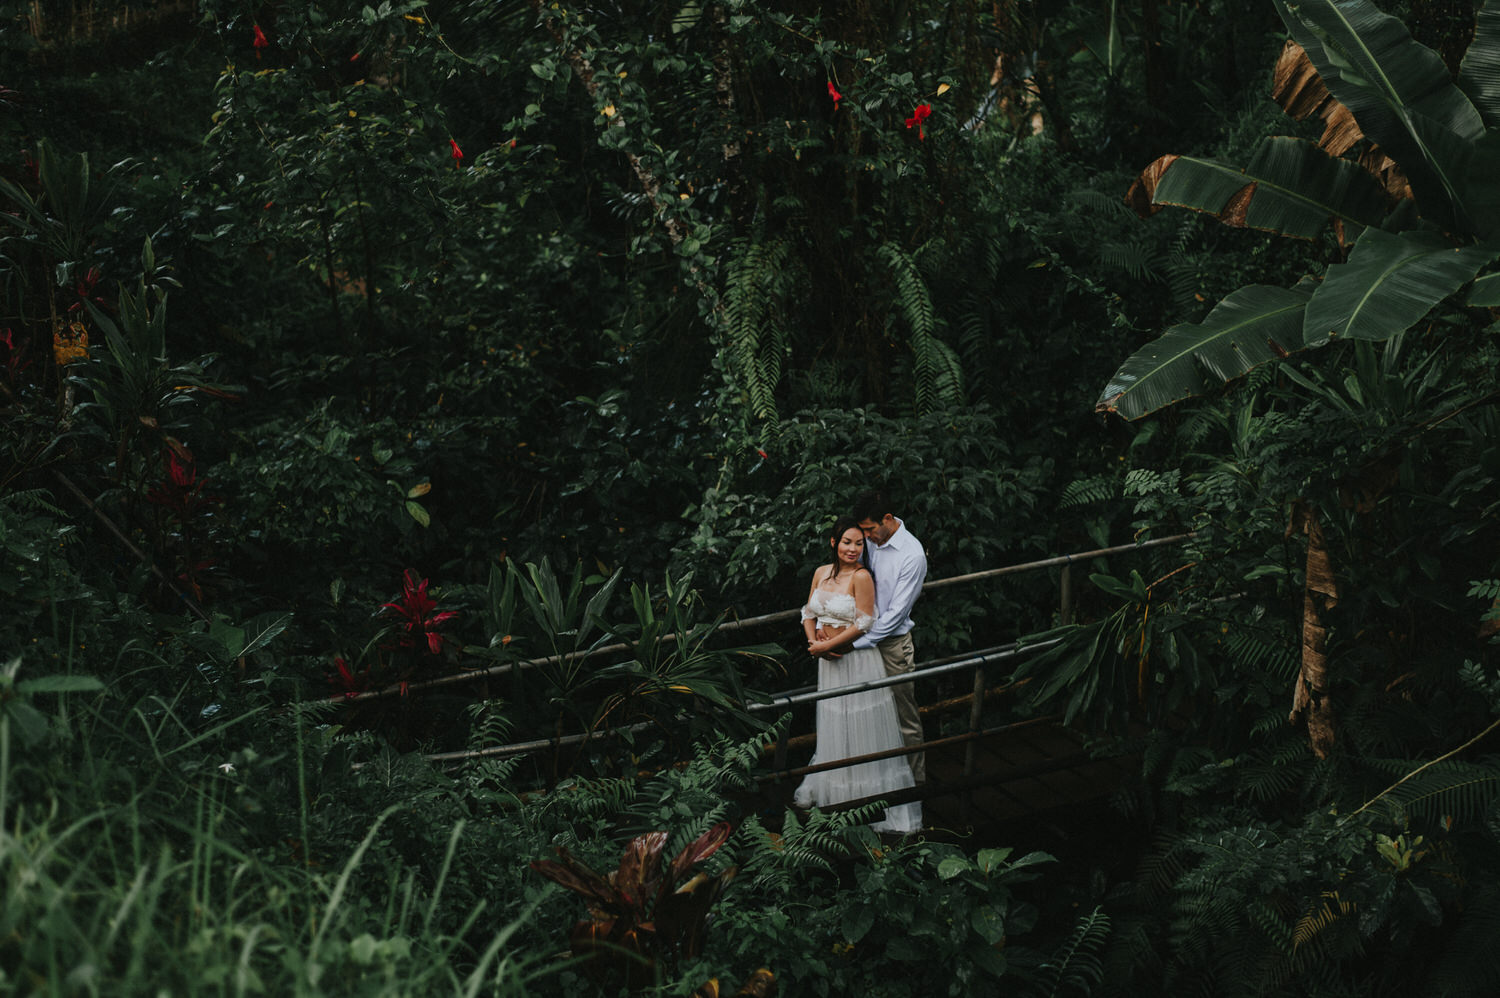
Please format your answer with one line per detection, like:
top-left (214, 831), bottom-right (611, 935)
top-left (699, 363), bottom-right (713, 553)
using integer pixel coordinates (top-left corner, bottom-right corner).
top-left (851, 489), bottom-right (900, 545)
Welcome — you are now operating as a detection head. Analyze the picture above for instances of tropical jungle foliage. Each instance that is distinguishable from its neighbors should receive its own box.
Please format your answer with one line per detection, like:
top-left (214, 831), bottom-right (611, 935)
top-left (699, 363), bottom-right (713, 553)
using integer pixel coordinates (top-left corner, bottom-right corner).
top-left (3, 0), bottom-right (1499, 994)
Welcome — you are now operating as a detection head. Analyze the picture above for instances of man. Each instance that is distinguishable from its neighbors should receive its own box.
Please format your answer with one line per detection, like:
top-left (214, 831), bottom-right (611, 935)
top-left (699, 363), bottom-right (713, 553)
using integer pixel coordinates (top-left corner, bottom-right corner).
top-left (849, 488), bottom-right (928, 784)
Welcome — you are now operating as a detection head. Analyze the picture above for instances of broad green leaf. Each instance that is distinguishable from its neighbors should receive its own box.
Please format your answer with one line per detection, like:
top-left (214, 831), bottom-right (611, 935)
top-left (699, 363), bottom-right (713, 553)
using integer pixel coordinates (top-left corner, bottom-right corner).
top-left (16, 675), bottom-right (104, 694)
top-left (842, 904), bottom-right (875, 943)
top-left (1304, 229), bottom-right (1500, 342)
top-left (209, 617), bottom-right (247, 660)
top-left (1148, 137), bottom-right (1387, 238)
top-left (937, 855), bottom-right (971, 880)
top-left (1462, 128), bottom-right (1500, 236)
top-left (975, 847), bottom-right (1013, 873)
top-left (1274, 0), bottom-right (1485, 231)
top-left (1097, 281), bottom-right (1315, 420)
top-left (405, 500), bottom-right (430, 527)
top-left (1459, 0), bottom-right (1500, 129)
top-left (1468, 271), bottom-right (1500, 305)
top-left (969, 905), bottom-right (1006, 944)
top-left (239, 612), bottom-right (293, 658)
top-left (4, 701), bottom-right (50, 745)
top-left (970, 942), bottom-right (1007, 977)
top-left (1080, 0), bottom-right (1124, 76)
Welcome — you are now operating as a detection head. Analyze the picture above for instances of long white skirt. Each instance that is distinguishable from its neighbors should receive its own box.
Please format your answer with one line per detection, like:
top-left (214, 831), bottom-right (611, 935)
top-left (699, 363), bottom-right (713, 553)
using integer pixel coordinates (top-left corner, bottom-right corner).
top-left (793, 647), bottom-right (923, 833)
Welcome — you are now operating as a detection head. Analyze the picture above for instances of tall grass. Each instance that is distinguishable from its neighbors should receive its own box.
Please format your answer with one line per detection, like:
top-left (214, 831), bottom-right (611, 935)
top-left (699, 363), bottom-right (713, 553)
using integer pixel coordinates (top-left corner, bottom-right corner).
top-left (0, 675), bottom-right (551, 997)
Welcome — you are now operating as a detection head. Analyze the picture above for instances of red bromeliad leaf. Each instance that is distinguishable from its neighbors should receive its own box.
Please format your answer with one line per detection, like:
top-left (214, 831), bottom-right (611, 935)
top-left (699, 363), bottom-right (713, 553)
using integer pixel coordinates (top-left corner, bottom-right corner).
top-left (666, 822), bottom-right (732, 888)
top-left (615, 831), bottom-right (669, 915)
top-left (380, 569), bottom-right (457, 653)
top-left (533, 846), bottom-right (624, 913)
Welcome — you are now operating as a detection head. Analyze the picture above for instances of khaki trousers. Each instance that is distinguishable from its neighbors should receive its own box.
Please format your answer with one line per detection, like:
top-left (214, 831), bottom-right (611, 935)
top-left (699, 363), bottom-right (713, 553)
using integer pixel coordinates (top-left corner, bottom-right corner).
top-left (876, 633), bottom-right (925, 783)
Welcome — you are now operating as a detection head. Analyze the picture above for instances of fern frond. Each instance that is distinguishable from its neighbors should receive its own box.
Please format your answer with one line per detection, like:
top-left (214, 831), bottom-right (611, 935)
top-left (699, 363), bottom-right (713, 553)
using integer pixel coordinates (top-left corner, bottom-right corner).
top-left (1, 488), bottom-right (66, 516)
top-left (1098, 239), bottom-right (1158, 282)
top-left (1222, 627), bottom-right (1298, 681)
top-left (724, 238), bottom-right (795, 421)
top-left (1290, 891), bottom-right (1355, 952)
top-left (1358, 757), bottom-right (1500, 825)
top-left (1059, 475), bottom-right (1119, 509)
top-left (877, 242), bottom-right (963, 414)
top-left (1237, 738), bottom-right (1310, 803)
top-left (1027, 905), bottom-right (1110, 998)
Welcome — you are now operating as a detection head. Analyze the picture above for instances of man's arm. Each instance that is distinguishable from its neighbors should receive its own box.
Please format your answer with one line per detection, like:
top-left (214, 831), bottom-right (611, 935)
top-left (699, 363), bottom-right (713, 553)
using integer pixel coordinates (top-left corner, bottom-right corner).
top-left (854, 544), bottom-right (927, 646)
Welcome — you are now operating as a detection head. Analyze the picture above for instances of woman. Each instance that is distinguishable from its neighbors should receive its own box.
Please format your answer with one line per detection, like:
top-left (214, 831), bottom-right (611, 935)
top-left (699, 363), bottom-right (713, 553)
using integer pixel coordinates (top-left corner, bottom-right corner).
top-left (793, 517), bottom-right (922, 834)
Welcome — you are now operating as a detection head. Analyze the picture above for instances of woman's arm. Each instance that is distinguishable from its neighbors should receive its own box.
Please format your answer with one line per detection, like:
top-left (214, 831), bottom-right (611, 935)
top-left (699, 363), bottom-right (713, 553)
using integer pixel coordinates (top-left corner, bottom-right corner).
top-left (801, 569), bottom-right (823, 646)
top-left (808, 570), bottom-right (875, 657)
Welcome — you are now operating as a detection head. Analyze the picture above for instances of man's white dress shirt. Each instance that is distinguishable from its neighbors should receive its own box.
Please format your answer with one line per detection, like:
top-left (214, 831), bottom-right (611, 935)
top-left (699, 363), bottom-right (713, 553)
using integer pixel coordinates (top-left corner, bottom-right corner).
top-left (852, 519), bottom-right (927, 649)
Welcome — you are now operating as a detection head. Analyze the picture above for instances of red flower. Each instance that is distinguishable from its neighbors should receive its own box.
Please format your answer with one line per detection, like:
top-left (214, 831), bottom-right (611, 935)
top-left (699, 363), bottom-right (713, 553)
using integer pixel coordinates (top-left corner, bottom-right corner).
top-left (328, 656), bottom-right (371, 700)
top-left (252, 25), bottom-right (269, 58)
top-left (756, 448), bottom-right (768, 459)
top-left (381, 569), bottom-right (458, 654)
top-left (449, 138), bottom-right (463, 165)
top-left (905, 103), bottom-right (932, 140)
top-left (827, 81), bottom-right (843, 110)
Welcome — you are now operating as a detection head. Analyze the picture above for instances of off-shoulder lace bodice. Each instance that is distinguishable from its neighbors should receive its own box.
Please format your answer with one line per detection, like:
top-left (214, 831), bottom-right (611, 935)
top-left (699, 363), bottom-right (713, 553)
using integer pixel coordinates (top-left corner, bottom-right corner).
top-left (801, 589), bottom-right (875, 632)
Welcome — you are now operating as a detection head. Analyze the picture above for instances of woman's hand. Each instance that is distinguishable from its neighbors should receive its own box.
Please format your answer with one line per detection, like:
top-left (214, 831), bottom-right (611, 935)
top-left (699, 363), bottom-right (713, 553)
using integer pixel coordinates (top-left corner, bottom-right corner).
top-left (808, 638), bottom-right (843, 658)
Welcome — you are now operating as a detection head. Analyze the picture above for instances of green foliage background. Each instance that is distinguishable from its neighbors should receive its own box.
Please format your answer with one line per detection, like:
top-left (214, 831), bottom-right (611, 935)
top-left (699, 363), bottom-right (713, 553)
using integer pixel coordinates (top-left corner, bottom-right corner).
top-left (4, 0), bottom-right (1500, 994)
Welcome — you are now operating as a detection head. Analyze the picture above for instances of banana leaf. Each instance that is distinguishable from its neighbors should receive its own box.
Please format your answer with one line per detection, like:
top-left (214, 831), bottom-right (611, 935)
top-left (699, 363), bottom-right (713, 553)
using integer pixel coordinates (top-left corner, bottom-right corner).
top-left (1468, 271), bottom-right (1500, 306)
top-left (1139, 135), bottom-right (1388, 239)
top-left (1097, 279), bottom-right (1315, 420)
top-left (1304, 229), bottom-right (1500, 342)
top-left (1459, 0), bottom-right (1500, 130)
top-left (1273, 0), bottom-right (1485, 233)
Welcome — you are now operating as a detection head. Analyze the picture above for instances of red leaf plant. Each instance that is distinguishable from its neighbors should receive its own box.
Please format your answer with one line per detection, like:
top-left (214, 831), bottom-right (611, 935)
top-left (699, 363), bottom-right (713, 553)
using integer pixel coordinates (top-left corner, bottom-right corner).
top-left (327, 655), bottom-right (373, 700)
top-left (532, 822), bottom-right (737, 992)
top-left (145, 447), bottom-right (222, 522)
top-left (1, 327), bottom-right (32, 383)
top-left (380, 569), bottom-right (458, 654)
top-left (905, 102), bottom-right (931, 140)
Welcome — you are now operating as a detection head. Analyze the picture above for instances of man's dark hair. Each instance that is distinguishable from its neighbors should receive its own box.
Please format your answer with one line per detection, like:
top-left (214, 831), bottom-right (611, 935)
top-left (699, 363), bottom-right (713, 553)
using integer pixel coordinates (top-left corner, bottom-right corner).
top-left (850, 489), bottom-right (892, 523)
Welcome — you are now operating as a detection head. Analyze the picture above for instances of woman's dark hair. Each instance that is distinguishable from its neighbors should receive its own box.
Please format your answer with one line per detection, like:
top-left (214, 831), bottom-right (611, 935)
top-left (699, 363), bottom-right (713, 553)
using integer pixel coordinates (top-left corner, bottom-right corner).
top-left (825, 515), bottom-right (866, 582)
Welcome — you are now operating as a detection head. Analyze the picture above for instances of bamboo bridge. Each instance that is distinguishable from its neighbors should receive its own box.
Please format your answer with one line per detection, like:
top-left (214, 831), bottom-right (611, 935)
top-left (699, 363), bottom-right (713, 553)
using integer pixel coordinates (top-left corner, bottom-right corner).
top-left (400, 534), bottom-right (1192, 837)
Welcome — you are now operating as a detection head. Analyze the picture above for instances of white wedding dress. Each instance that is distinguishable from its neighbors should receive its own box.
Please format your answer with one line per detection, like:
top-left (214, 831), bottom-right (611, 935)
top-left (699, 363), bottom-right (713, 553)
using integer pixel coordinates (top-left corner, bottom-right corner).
top-left (793, 589), bottom-right (922, 834)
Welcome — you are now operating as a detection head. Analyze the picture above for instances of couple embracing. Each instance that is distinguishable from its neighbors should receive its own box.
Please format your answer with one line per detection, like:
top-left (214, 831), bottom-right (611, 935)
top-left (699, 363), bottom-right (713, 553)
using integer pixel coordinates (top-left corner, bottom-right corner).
top-left (794, 489), bottom-right (926, 834)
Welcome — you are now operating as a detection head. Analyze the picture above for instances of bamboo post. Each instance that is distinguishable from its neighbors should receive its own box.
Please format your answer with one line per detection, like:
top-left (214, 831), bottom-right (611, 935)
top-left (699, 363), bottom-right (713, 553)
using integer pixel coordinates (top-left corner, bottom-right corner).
top-left (1060, 560), bottom-right (1074, 625)
top-left (959, 665), bottom-right (985, 826)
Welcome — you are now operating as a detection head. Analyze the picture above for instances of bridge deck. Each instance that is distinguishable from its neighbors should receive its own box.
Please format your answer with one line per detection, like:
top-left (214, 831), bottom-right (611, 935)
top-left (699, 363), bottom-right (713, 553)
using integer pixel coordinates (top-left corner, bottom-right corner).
top-left (760, 714), bottom-right (1138, 838)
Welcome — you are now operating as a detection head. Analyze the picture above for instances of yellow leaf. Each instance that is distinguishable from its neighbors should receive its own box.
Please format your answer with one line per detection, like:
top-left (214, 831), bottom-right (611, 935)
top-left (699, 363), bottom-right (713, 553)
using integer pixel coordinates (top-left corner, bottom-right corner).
top-left (601, 104), bottom-right (616, 117)
top-left (403, 14), bottom-right (425, 22)
top-left (618, 70), bottom-right (628, 79)
top-left (936, 83), bottom-right (951, 96)
top-left (407, 482), bottom-right (432, 498)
